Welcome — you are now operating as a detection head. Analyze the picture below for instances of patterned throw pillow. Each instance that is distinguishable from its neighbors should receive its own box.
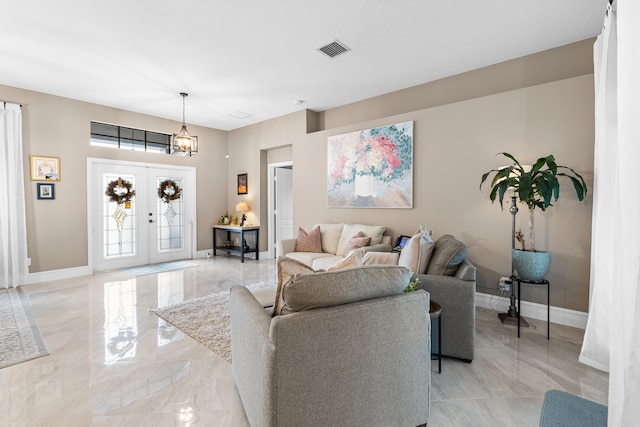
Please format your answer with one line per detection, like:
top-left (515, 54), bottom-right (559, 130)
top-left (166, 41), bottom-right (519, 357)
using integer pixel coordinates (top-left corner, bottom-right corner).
top-left (342, 231), bottom-right (371, 256)
top-left (294, 226), bottom-right (323, 253)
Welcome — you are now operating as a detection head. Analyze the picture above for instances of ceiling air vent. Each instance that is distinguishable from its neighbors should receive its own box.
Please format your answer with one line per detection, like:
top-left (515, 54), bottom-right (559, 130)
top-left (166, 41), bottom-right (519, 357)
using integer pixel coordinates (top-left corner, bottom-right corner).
top-left (317, 40), bottom-right (351, 58)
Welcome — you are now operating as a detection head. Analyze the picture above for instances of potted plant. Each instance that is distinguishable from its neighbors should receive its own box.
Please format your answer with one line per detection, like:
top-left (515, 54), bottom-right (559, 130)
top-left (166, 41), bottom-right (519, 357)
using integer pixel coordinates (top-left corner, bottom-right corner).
top-left (480, 152), bottom-right (588, 281)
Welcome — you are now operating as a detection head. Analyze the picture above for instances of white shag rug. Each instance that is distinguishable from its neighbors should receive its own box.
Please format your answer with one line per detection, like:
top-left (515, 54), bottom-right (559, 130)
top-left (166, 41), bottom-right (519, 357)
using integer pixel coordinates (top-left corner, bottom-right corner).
top-left (150, 282), bottom-right (275, 363)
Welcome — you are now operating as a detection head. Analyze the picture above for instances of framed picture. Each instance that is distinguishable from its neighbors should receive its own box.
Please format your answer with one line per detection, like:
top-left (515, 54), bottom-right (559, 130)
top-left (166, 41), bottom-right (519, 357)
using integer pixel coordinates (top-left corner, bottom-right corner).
top-left (30, 155), bottom-right (61, 181)
top-left (237, 173), bottom-right (248, 195)
top-left (37, 183), bottom-right (55, 200)
top-left (327, 121), bottom-right (413, 208)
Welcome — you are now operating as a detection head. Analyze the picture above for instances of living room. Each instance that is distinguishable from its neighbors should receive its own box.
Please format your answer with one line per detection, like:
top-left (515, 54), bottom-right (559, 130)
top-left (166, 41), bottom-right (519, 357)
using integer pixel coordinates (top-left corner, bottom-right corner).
top-left (1, 1), bottom-right (637, 425)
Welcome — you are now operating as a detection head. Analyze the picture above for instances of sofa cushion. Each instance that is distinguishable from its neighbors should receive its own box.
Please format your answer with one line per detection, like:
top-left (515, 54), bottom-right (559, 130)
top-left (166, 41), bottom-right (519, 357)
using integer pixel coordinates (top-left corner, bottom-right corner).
top-left (314, 223), bottom-right (344, 255)
top-left (342, 231), bottom-right (371, 256)
top-left (426, 234), bottom-right (469, 276)
top-left (336, 224), bottom-right (385, 257)
top-left (294, 226), bottom-right (322, 253)
top-left (398, 226), bottom-right (434, 274)
top-left (273, 257), bottom-right (320, 316)
top-left (284, 251), bottom-right (336, 268)
top-left (279, 265), bottom-right (412, 314)
top-left (362, 251), bottom-right (400, 265)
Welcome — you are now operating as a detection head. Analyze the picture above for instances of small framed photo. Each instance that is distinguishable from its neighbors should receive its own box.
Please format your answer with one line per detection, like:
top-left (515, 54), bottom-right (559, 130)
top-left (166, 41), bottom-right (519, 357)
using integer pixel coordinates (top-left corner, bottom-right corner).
top-left (237, 173), bottom-right (248, 195)
top-left (30, 155), bottom-right (60, 181)
top-left (37, 183), bottom-right (55, 200)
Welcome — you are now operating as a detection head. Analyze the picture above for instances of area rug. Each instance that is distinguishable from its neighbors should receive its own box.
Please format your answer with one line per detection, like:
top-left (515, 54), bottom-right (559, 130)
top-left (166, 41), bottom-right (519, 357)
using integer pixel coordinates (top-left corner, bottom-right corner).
top-left (149, 282), bottom-right (275, 363)
top-left (0, 287), bottom-right (49, 369)
top-left (123, 260), bottom-right (198, 277)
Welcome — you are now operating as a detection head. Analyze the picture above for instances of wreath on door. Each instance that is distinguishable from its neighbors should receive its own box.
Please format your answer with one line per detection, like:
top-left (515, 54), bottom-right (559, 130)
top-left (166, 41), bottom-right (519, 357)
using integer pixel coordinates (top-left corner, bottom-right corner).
top-left (105, 178), bottom-right (135, 204)
top-left (158, 179), bottom-right (182, 203)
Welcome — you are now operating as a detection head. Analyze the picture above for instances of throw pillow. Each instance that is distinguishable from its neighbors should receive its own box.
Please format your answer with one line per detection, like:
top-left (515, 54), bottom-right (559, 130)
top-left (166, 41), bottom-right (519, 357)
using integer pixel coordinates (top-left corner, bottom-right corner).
top-left (426, 234), bottom-right (469, 276)
top-left (281, 265), bottom-right (413, 313)
top-left (326, 249), bottom-right (364, 271)
top-left (273, 256), bottom-right (319, 316)
top-left (314, 223), bottom-right (344, 255)
top-left (342, 231), bottom-right (371, 256)
top-left (294, 226), bottom-right (322, 253)
top-left (398, 226), bottom-right (435, 274)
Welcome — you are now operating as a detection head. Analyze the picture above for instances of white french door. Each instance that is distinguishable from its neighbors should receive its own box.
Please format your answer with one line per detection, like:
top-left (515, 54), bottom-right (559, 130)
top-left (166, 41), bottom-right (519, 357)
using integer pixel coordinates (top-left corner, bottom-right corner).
top-left (89, 159), bottom-right (196, 271)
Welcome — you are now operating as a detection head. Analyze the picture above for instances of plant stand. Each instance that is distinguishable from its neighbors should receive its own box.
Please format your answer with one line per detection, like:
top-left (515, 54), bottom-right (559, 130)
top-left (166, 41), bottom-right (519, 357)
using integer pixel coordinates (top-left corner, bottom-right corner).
top-left (499, 196), bottom-right (529, 327)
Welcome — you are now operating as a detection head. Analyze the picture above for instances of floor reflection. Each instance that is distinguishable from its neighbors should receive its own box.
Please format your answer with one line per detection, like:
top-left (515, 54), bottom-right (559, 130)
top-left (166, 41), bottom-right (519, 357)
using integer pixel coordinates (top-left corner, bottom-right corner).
top-left (157, 271), bottom-right (185, 346)
top-left (103, 279), bottom-right (138, 364)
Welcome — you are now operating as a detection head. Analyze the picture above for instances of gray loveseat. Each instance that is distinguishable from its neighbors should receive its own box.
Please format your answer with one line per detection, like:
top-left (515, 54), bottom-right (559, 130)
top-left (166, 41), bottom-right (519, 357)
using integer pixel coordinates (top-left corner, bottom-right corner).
top-left (230, 265), bottom-right (431, 427)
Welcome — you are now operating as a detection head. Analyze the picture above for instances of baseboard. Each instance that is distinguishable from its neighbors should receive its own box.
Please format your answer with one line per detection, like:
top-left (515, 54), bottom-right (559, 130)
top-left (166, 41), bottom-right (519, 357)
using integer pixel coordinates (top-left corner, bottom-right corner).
top-left (25, 265), bottom-right (93, 285)
top-left (475, 292), bottom-right (588, 330)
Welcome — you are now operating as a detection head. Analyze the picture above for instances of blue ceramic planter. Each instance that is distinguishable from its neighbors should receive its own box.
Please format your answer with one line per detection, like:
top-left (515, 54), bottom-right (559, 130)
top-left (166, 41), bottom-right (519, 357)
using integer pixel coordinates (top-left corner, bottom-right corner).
top-left (512, 249), bottom-right (551, 281)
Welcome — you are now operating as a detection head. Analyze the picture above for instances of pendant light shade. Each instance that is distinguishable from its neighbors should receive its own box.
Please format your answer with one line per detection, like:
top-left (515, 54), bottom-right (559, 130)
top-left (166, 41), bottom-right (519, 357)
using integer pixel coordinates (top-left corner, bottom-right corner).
top-left (172, 92), bottom-right (198, 156)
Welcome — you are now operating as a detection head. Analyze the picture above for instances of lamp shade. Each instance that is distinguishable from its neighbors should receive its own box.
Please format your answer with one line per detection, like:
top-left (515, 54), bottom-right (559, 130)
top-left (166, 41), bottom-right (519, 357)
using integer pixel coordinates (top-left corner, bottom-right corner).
top-left (236, 201), bottom-right (249, 212)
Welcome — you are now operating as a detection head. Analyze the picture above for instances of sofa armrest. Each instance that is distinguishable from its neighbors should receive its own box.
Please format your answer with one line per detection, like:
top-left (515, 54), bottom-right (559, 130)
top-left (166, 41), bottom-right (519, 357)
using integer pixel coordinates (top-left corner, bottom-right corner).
top-left (362, 243), bottom-right (392, 254)
top-left (276, 238), bottom-right (297, 257)
top-left (414, 267), bottom-right (476, 361)
top-left (230, 286), bottom-right (276, 427)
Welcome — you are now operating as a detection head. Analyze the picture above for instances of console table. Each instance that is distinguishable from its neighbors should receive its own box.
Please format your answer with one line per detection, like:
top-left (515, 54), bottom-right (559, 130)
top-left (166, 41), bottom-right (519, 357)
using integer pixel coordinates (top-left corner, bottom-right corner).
top-left (213, 225), bottom-right (260, 263)
top-left (513, 276), bottom-right (550, 339)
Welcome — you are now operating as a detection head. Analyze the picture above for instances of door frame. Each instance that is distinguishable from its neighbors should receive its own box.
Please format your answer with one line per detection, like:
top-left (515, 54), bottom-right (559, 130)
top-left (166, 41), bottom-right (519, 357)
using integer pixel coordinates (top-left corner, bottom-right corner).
top-left (87, 157), bottom-right (197, 272)
top-left (267, 161), bottom-right (293, 258)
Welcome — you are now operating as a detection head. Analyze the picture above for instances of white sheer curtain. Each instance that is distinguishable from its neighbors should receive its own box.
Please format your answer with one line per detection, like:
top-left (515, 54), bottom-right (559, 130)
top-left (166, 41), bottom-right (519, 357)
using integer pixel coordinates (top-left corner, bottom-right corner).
top-left (580, 1), bottom-right (640, 425)
top-left (0, 102), bottom-right (28, 288)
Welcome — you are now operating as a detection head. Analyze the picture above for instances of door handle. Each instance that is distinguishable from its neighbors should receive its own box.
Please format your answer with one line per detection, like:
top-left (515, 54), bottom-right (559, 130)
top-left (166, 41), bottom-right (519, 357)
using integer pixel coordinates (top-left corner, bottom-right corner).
top-left (149, 219), bottom-right (154, 223)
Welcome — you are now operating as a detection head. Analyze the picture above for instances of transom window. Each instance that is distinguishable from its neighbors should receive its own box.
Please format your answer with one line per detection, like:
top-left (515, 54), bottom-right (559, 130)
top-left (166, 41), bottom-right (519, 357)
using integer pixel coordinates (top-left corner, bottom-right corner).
top-left (91, 122), bottom-right (171, 154)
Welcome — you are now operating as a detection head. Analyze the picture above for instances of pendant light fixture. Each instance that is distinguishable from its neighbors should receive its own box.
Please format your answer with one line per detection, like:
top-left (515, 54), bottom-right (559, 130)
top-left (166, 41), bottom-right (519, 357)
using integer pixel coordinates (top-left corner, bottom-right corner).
top-left (172, 92), bottom-right (198, 156)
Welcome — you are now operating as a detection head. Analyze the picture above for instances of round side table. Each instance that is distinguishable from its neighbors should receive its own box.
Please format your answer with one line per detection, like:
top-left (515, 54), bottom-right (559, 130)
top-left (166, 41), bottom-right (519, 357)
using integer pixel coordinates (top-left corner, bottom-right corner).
top-left (430, 300), bottom-right (442, 373)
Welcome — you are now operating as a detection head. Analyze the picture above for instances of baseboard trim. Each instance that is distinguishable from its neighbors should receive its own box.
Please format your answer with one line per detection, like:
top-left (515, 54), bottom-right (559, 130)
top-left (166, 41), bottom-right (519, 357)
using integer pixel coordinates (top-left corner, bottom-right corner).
top-left (25, 265), bottom-right (93, 285)
top-left (475, 292), bottom-right (588, 330)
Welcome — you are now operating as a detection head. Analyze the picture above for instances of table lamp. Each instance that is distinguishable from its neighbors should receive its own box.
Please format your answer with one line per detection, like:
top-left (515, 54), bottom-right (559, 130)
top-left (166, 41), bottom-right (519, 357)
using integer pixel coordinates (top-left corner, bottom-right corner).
top-left (236, 201), bottom-right (249, 226)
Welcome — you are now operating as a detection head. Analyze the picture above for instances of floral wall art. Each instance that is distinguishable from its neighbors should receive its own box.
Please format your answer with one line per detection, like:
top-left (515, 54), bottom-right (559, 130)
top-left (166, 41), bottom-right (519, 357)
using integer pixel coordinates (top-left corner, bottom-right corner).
top-left (327, 121), bottom-right (413, 208)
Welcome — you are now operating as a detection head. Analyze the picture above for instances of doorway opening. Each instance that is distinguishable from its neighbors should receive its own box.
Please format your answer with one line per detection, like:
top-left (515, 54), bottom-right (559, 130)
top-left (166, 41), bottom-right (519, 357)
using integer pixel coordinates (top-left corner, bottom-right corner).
top-left (267, 161), bottom-right (293, 258)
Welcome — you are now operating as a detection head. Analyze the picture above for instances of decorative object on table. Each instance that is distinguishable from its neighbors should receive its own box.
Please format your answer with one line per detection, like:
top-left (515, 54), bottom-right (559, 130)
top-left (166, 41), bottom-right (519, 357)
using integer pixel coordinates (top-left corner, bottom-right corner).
top-left (236, 201), bottom-right (249, 226)
top-left (219, 212), bottom-right (231, 225)
top-left (171, 92), bottom-right (198, 157)
top-left (242, 238), bottom-right (250, 252)
top-left (30, 155), bottom-right (60, 181)
top-left (327, 121), bottom-right (413, 208)
top-left (105, 177), bottom-right (136, 235)
top-left (36, 183), bottom-right (55, 200)
top-left (480, 152), bottom-right (588, 324)
top-left (237, 173), bottom-right (247, 195)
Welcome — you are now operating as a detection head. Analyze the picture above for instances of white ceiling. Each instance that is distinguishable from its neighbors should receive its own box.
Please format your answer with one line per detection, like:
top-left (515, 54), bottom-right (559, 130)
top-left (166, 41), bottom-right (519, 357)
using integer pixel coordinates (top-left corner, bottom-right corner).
top-left (1, 0), bottom-right (607, 131)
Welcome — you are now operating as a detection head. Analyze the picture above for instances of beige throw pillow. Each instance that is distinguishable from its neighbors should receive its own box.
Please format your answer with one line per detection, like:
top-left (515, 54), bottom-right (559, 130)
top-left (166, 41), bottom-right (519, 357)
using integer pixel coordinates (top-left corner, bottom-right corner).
top-left (294, 226), bottom-right (323, 253)
top-left (273, 256), bottom-right (319, 316)
top-left (398, 226), bottom-right (434, 274)
top-left (426, 234), bottom-right (469, 276)
top-left (362, 251), bottom-right (400, 265)
top-left (326, 249), bottom-right (364, 271)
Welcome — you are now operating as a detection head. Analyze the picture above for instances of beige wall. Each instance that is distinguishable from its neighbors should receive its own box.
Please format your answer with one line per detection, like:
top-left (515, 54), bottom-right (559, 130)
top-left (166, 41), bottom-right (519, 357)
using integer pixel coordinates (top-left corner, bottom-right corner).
top-left (0, 85), bottom-right (228, 273)
top-left (3, 38), bottom-right (595, 312)
top-left (228, 39), bottom-right (595, 312)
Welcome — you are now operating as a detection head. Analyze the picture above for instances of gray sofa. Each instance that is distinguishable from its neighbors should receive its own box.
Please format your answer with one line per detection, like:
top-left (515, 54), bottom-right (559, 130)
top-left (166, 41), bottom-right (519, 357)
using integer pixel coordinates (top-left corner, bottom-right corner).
top-left (230, 265), bottom-right (431, 427)
top-left (414, 258), bottom-right (476, 362)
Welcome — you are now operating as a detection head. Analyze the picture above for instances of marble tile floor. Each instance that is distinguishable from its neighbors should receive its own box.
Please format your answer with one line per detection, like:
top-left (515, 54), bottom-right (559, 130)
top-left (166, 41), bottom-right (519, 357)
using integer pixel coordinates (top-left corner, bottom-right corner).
top-left (0, 256), bottom-right (608, 426)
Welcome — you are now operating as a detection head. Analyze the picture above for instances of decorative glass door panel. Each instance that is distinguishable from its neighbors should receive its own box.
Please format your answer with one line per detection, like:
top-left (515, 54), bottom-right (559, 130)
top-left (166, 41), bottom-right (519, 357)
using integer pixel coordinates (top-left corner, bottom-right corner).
top-left (156, 176), bottom-right (184, 252)
top-left (103, 173), bottom-right (137, 259)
